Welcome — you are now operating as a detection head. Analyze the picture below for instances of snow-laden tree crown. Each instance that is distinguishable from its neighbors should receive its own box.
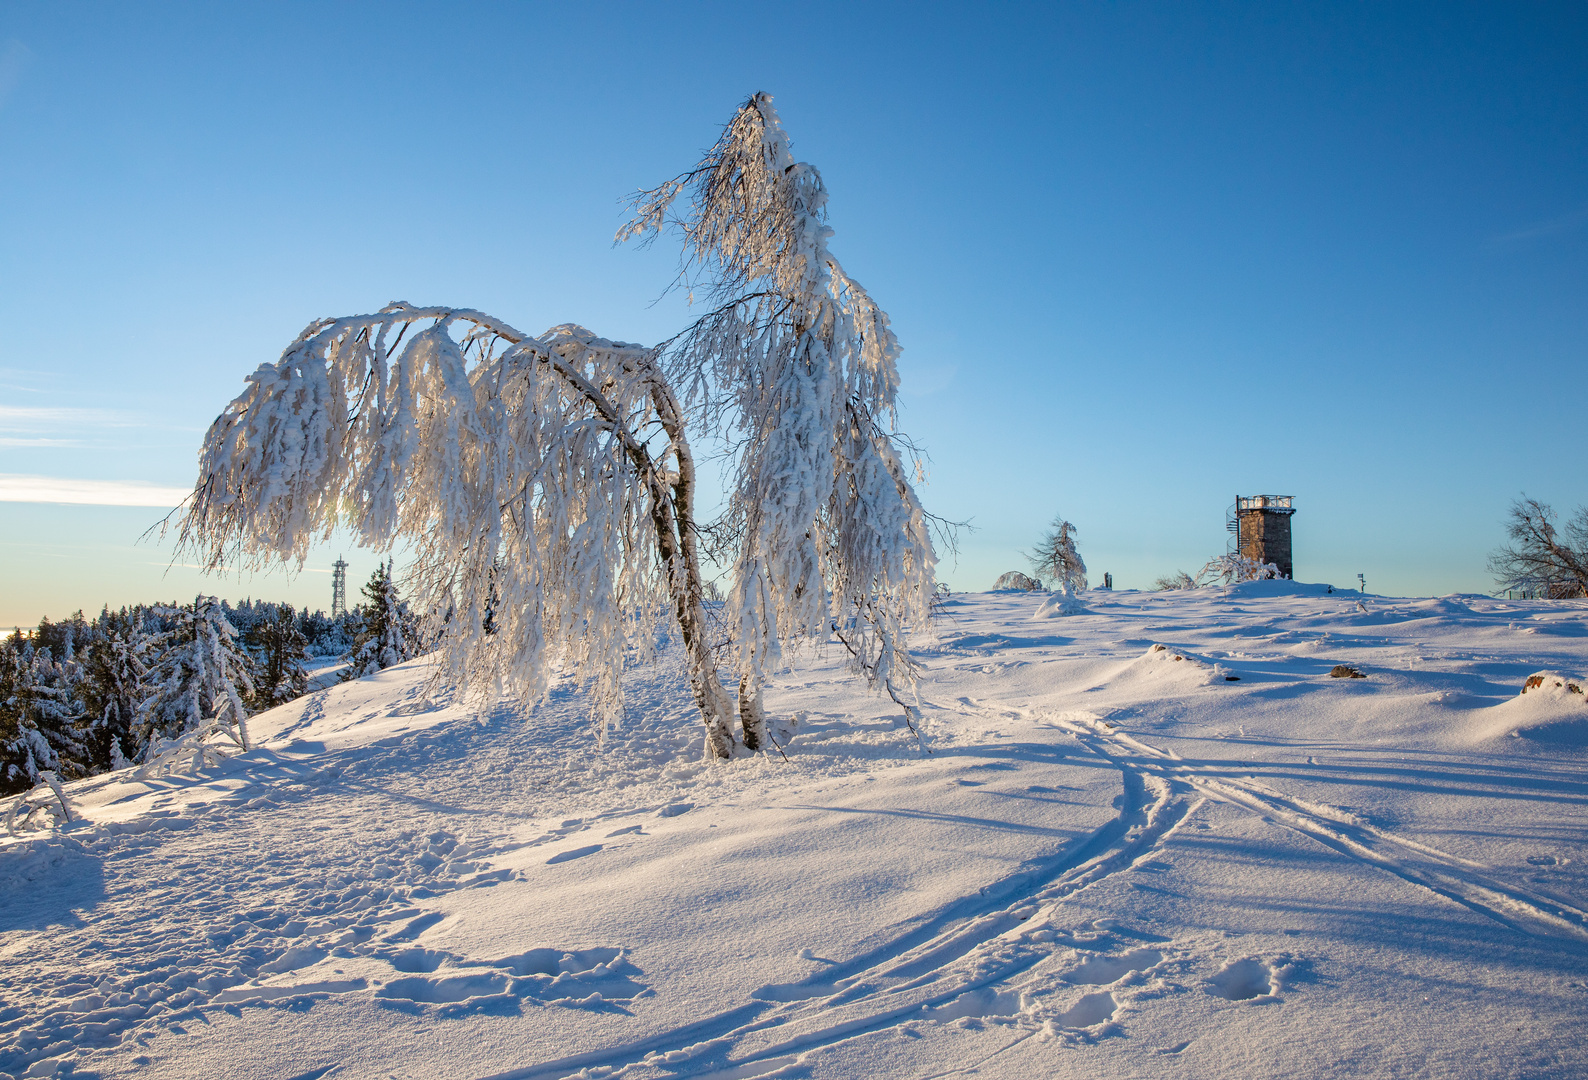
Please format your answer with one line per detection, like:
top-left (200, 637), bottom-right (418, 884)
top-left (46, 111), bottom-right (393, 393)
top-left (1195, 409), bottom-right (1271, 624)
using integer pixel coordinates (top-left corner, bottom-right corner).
top-left (176, 93), bottom-right (936, 759)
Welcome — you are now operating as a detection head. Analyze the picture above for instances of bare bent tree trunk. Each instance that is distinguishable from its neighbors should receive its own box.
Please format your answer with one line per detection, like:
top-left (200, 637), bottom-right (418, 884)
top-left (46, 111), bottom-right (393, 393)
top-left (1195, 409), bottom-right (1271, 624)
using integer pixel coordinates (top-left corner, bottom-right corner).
top-left (644, 371), bottom-right (738, 757)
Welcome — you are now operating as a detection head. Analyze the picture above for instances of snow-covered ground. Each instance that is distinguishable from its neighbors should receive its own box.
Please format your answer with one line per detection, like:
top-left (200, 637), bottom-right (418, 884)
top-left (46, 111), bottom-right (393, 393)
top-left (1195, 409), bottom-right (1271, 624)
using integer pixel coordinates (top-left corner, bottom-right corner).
top-left (4, 583), bottom-right (1588, 1079)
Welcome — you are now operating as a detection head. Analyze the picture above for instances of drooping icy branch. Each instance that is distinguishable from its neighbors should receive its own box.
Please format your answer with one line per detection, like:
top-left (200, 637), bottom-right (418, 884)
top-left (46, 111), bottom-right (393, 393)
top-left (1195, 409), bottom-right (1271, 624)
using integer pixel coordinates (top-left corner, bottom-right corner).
top-left (625, 94), bottom-right (937, 719)
top-left (177, 302), bottom-right (692, 728)
top-left (178, 95), bottom-right (939, 758)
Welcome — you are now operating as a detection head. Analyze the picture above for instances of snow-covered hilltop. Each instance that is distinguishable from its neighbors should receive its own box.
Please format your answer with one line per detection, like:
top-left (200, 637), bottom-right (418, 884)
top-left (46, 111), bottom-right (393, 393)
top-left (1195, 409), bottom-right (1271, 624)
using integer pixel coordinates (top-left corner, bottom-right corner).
top-left (3, 584), bottom-right (1587, 1079)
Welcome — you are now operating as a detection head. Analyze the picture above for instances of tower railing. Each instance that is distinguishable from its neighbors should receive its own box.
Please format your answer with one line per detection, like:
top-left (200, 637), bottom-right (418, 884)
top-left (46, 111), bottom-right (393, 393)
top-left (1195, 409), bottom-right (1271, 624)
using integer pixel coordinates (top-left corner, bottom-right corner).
top-left (1236, 495), bottom-right (1294, 512)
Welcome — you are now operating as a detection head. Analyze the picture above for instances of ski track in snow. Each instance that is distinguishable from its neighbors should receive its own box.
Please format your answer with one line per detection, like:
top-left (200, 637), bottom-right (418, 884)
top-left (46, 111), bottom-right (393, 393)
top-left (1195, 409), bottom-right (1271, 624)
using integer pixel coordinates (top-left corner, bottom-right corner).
top-left (3, 585), bottom-right (1587, 1078)
top-left (484, 739), bottom-right (1199, 1079)
top-left (1041, 711), bottom-right (1588, 943)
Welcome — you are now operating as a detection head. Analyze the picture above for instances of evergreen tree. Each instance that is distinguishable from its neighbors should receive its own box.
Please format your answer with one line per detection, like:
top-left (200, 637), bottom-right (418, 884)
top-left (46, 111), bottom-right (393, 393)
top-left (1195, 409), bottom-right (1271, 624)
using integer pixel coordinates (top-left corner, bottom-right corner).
top-left (0, 642), bottom-right (89, 795)
top-left (79, 607), bottom-right (152, 770)
top-left (344, 562), bottom-right (416, 680)
top-left (137, 597), bottom-right (257, 763)
top-left (248, 603), bottom-right (309, 709)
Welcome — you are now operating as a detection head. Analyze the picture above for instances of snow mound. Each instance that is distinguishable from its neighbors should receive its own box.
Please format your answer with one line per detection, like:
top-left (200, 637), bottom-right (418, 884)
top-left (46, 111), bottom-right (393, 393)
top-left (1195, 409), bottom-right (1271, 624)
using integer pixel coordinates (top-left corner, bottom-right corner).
top-left (0, 836), bottom-right (89, 891)
top-left (1102, 643), bottom-right (1237, 689)
top-left (1468, 670), bottom-right (1588, 745)
top-left (1032, 591), bottom-right (1084, 618)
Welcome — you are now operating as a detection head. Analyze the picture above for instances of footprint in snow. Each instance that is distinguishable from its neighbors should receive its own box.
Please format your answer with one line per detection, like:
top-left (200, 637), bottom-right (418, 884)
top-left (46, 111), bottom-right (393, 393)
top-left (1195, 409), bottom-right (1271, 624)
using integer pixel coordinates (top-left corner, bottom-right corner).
top-left (1055, 991), bottom-right (1118, 1028)
top-left (1209, 957), bottom-right (1289, 1001)
top-left (1061, 948), bottom-right (1163, 985)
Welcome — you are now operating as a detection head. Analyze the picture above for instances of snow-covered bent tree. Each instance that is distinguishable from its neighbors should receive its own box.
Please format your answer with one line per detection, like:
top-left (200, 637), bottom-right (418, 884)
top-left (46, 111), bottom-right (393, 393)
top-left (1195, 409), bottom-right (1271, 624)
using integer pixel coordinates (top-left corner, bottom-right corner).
top-left (174, 94), bottom-right (936, 760)
top-left (1028, 516), bottom-right (1087, 595)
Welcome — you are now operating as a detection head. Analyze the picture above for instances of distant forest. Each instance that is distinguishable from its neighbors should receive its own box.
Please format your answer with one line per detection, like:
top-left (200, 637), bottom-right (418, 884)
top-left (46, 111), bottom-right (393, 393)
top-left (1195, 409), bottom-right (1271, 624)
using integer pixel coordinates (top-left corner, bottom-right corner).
top-left (0, 564), bottom-right (420, 796)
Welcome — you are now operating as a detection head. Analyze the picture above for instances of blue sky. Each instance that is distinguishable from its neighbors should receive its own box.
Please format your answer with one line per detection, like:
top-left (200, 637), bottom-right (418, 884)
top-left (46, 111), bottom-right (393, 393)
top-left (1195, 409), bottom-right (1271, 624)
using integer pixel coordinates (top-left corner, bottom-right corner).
top-left (1, 2), bottom-right (1584, 627)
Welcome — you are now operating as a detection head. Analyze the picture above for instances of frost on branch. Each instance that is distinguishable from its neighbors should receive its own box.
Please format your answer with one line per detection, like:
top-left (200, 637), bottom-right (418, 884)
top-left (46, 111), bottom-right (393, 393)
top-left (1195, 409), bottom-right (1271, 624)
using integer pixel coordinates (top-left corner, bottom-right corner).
top-left (625, 93), bottom-right (937, 749)
top-left (176, 94), bottom-right (936, 760)
top-left (1197, 554), bottom-right (1282, 586)
top-left (176, 308), bottom-right (718, 741)
top-left (1028, 517), bottom-right (1087, 594)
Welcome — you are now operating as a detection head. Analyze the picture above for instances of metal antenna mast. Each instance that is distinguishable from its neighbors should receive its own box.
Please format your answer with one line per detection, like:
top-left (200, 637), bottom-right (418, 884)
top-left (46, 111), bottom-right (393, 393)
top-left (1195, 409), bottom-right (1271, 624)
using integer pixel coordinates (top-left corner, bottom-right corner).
top-left (331, 556), bottom-right (348, 618)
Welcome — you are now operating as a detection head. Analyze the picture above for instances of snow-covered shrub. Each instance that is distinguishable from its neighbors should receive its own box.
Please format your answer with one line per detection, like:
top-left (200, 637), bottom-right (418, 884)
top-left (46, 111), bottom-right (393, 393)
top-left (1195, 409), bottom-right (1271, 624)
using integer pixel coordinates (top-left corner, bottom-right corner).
top-left (1197, 554), bottom-right (1283, 586)
top-left (992, 572), bottom-right (1044, 591)
top-left (4, 770), bottom-right (73, 834)
top-left (1154, 571), bottom-right (1196, 591)
top-left (1032, 590), bottom-right (1085, 618)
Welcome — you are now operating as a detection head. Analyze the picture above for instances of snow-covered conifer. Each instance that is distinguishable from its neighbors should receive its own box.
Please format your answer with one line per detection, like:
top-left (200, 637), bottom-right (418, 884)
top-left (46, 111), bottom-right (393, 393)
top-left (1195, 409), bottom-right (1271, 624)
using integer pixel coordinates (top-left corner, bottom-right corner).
top-left (0, 643), bottom-right (89, 794)
top-left (136, 598), bottom-right (256, 769)
top-left (249, 603), bottom-right (309, 707)
top-left (343, 563), bottom-right (416, 681)
top-left (80, 607), bottom-right (152, 770)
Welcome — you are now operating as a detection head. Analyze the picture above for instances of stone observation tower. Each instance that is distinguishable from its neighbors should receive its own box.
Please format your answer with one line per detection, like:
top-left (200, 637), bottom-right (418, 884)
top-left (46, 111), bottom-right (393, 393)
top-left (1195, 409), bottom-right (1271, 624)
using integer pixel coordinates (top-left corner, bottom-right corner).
top-left (1232, 495), bottom-right (1295, 579)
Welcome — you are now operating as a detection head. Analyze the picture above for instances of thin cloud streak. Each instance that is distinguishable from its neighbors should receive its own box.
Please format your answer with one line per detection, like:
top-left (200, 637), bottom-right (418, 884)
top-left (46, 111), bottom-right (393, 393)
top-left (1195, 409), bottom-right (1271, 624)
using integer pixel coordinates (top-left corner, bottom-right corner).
top-left (1491, 205), bottom-right (1588, 244)
top-left (0, 474), bottom-right (190, 507)
top-left (0, 405), bottom-right (141, 429)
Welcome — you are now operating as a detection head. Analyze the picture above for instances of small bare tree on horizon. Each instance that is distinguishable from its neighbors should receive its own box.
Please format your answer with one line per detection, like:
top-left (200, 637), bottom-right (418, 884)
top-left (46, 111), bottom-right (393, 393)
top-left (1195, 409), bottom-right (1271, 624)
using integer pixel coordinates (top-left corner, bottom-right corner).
top-left (1488, 497), bottom-right (1588, 599)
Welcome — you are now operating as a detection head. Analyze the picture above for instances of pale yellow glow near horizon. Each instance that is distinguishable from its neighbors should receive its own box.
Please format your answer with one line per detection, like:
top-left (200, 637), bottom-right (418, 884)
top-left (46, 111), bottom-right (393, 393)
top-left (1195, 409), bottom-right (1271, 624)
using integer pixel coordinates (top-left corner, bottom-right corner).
top-left (0, 474), bottom-right (190, 507)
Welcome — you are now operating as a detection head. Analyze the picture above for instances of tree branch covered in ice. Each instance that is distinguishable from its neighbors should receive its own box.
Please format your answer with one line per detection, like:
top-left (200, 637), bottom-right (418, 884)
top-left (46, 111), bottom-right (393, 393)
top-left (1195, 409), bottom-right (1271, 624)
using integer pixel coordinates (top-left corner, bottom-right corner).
top-left (174, 94), bottom-right (936, 759)
top-left (1028, 516), bottom-right (1087, 594)
top-left (624, 92), bottom-right (936, 750)
top-left (1197, 554), bottom-right (1282, 586)
top-left (175, 305), bottom-right (738, 749)
top-left (992, 571), bottom-right (1043, 591)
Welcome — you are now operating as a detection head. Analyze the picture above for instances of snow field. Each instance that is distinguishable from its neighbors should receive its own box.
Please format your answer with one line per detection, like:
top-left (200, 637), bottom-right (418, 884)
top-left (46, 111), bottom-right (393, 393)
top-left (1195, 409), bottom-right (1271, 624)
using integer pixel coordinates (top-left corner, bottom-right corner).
top-left (2, 583), bottom-right (1587, 1078)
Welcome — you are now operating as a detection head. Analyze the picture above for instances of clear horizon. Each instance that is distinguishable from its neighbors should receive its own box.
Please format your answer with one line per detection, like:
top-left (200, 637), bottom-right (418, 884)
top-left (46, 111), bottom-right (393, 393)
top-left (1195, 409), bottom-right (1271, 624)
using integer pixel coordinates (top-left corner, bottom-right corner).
top-left (2, 2), bottom-right (1584, 628)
